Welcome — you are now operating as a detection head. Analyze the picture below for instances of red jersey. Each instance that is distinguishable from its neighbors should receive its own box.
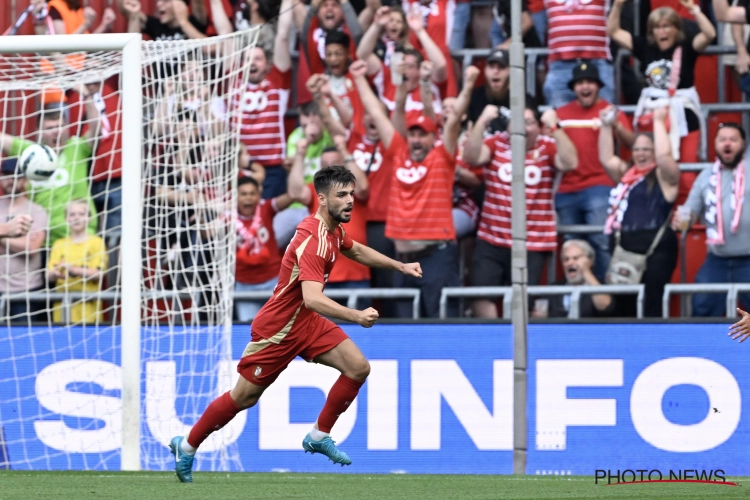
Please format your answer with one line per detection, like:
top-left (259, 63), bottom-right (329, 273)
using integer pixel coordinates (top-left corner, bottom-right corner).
top-left (546, 0), bottom-right (610, 62)
top-left (528, 0), bottom-right (545, 13)
top-left (454, 155), bottom-right (483, 221)
top-left (479, 132), bottom-right (558, 252)
top-left (384, 132), bottom-right (456, 241)
top-left (235, 199), bottom-right (282, 285)
top-left (305, 185), bottom-right (370, 283)
top-left (251, 214), bottom-right (354, 340)
top-left (557, 99), bottom-right (630, 193)
top-left (90, 82), bottom-right (122, 182)
top-left (231, 65), bottom-right (292, 166)
top-left (372, 66), bottom-right (444, 114)
top-left (348, 132), bottom-right (390, 222)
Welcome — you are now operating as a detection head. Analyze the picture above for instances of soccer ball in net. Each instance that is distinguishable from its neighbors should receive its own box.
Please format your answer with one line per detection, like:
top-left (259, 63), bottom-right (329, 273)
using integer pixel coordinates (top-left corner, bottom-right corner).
top-left (19, 143), bottom-right (58, 181)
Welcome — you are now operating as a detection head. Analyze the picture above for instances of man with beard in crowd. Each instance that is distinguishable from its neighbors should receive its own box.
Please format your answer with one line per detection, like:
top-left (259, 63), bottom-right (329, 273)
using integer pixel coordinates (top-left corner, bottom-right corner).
top-left (467, 49), bottom-right (510, 135)
top-left (229, 0), bottom-right (293, 198)
top-left (674, 123), bottom-right (750, 316)
top-left (532, 239), bottom-right (615, 318)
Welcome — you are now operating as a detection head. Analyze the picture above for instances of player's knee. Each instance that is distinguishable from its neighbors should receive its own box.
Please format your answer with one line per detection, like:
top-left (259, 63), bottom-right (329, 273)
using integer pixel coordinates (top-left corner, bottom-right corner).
top-left (349, 358), bottom-right (370, 381)
top-left (233, 393), bottom-right (260, 410)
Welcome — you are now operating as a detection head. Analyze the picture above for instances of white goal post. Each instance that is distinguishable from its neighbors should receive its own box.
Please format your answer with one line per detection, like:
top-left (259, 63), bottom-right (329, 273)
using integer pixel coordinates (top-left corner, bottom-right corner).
top-left (0, 33), bottom-right (144, 471)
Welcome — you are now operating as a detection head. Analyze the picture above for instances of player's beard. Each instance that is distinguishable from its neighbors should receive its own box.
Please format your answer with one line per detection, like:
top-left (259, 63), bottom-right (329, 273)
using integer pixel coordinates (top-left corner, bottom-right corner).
top-left (329, 203), bottom-right (353, 223)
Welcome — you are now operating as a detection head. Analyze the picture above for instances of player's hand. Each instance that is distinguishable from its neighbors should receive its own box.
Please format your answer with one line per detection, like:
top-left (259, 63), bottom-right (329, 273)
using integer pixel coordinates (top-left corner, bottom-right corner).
top-left (729, 308), bottom-right (750, 342)
top-left (737, 51), bottom-right (750, 74)
top-left (5, 214), bottom-right (33, 238)
top-left (356, 307), bottom-right (379, 328)
top-left (400, 262), bottom-right (422, 278)
top-left (349, 60), bottom-right (368, 79)
top-left (678, 0), bottom-right (696, 12)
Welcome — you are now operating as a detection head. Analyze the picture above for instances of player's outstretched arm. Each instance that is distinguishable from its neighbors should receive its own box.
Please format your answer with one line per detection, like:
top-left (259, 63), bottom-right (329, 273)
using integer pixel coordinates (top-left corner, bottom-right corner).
top-left (301, 280), bottom-right (379, 327)
top-left (342, 241), bottom-right (422, 277)
top-left (729, 308), bottom-right (750, 343)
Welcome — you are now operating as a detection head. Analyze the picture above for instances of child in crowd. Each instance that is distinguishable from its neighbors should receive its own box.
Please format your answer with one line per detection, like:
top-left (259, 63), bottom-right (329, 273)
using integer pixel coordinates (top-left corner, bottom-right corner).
top-left (47, 199), bottom-right (107, 323)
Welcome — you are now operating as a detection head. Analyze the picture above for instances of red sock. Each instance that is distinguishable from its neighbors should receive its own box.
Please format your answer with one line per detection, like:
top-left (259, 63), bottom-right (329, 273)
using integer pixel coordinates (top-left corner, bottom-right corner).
top-left (317, 375), bottom-right (364, 433)
top-left (187, 391), bottom-right (241, 449)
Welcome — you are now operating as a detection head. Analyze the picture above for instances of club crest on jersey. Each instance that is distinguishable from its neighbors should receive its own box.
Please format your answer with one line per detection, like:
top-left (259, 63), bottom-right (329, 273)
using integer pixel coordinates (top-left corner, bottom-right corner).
top-left (396, 165), bottom-right (428, 184)
top-left (254, 366), bottom-right (262, 377)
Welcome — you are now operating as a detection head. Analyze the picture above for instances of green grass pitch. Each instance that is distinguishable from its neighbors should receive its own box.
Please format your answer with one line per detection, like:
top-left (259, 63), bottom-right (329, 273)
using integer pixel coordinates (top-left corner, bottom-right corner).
top-left (0, 472), bottom-right (748, 500)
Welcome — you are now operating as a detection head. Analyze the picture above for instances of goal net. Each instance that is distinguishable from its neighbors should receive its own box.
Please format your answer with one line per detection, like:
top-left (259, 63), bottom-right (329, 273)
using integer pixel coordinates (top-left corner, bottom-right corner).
top-left (0, 30), bottom-right (255, 471)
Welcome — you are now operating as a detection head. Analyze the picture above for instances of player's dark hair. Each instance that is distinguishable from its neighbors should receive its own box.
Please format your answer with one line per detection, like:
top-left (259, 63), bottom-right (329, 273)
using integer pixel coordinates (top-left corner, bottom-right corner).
top-left (314, 165), bottom-right (355, 194)
top-left (325, 30), bottom-right (351, 48)
top-left (299, 100), bottom-right (321, 117)
top-left (237, 176), bottom-right (260, 190)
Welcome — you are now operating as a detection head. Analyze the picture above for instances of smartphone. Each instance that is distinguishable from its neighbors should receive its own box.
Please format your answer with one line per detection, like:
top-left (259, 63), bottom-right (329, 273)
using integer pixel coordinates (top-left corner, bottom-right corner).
top-left (390, 52), bottom-right (404, 86)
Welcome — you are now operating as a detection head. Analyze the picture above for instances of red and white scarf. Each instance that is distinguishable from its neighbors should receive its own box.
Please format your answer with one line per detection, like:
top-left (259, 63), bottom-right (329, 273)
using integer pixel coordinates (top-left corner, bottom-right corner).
top-left (705, 160), bottom-right (745, 245)
top-left (236, 206), bottom-right (264, 255)
top-left (604, 164), bottom-right (657, 234)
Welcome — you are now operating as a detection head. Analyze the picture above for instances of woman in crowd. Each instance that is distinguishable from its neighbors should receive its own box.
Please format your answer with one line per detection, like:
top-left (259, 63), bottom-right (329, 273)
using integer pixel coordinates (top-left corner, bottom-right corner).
top-left (598, 106), bottom-right (680, 317)
top-left (607, 0), bottom-right (715, 201)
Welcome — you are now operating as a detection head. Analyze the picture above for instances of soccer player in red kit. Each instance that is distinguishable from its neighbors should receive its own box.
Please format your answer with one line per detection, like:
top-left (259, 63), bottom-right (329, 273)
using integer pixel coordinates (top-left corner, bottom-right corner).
top-left (169, 166), bottom-right (422, 482)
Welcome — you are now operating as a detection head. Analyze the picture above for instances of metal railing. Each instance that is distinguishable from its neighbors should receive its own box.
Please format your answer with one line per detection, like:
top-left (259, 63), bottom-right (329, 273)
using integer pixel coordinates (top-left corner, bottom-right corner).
top-left (663, 283), bottom-right (750, 318)
top-left (439, 284), bottom-right (645, 319)
top-left (0, 287), bottom-right (422, 323)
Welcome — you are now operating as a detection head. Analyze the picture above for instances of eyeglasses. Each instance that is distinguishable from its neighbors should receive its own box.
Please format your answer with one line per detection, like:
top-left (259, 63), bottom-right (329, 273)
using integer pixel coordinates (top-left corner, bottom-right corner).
top-left (632, 147), bottom-right (654, 152)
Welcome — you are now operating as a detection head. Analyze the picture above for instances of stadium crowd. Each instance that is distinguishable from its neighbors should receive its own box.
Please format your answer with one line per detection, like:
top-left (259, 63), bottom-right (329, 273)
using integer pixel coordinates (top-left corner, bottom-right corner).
top-left (2, 0), bottom-right (750, 322)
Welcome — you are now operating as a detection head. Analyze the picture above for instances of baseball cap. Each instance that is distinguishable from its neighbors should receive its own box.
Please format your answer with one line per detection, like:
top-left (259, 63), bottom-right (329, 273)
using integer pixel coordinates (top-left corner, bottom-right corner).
top-left (405, 112), bottom-right (438, 134)
top-left (0, 158), bottom-right (20, 176)
top-left (486, 49), bottom-right (509, 67)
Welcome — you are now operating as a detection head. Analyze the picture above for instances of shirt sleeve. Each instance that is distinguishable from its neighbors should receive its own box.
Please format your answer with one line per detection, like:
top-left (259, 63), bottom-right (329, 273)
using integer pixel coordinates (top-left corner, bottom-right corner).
top-left (384, 132), bottom-right (406, 159)
top-left (47, 241), bottom-right (63, 270)
top-left (340, 227), bottom-right (354, 251)
top-left (297, 230), bottom-right (327, 283)
top-left (631, 35), bottom-right (648, 63)
top-left (684, 167), bottom-right (710, 217)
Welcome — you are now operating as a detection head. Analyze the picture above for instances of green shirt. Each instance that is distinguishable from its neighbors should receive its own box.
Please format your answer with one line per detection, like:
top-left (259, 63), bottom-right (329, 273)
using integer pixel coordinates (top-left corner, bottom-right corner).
top-left (10, 137), bottom-right (98, 246)
top-left (287, 128), bottom-right (334, 208)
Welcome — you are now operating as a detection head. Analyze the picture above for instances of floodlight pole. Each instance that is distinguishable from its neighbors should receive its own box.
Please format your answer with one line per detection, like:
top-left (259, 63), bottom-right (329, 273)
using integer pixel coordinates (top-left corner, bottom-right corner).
top-left (509, 0), bottom-right (528, 476)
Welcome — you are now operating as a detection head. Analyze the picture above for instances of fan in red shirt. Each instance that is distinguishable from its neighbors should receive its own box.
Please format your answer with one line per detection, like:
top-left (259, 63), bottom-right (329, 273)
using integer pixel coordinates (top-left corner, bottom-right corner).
top-left (232, 176), bottom-right (294, 322)
top-left (352, 59), bottom-right (469, 318)
top-left (298, 0), bottom-right (363, 104)
top-left (168, 166), bottom-right (422, 481)
top-left (320, 31), bottom-right (367, 137)
top-left (463, 103), bottom-right (579, 319)
top-left (228, 0), bottom-right (292, 199)
top-left (357, 6), bottom-right (449, 113)
top-left (555, 61), bottom-right (635, 281)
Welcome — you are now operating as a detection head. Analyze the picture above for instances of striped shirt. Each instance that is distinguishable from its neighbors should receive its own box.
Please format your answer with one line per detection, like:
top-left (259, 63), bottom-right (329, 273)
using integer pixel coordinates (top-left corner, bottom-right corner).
top-left (251, 214), bottom-right (354, 341)
top-left (384, 132), bottom-right (456, 241)
top-left (546, 0), bottom-right (610, 62)
top-left (231, 65), bottom-right (291, 166)
top-left (479, 132), bottom-right (558, 251)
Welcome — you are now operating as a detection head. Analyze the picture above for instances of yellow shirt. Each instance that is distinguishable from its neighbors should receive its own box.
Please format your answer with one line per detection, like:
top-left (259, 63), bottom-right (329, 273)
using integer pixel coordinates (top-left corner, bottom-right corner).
top-left (47, 235), bottom-right (107, 293)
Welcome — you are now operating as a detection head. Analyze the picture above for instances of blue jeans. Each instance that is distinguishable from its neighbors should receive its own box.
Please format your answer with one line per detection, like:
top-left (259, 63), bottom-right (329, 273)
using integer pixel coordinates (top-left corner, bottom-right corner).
top-left (543, 59), bottom-right (615, 108)
top-left (531, 10), bottom-right (547, 46)
top-left (692, 253), bottom-right (750, 317)
top-left (326, 279), bottom-right (371, 309)
top-left (91, 178), bottom-right (122, 234)
top-left (554, 185), bottom-right (612, 281)
top-left (449, 2), bottom-right (472, 51)
top-left (262, 165), bottom-right (287, 199)
top-left (490, 18), bottom-right (507, 48)
top-left (235, 277), bottom-right (277, 322)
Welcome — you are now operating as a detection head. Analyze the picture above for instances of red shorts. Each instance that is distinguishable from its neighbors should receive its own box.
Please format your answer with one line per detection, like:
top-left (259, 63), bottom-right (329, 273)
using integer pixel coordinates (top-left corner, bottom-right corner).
top-left (237, 315), bottom-right (349, 386)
